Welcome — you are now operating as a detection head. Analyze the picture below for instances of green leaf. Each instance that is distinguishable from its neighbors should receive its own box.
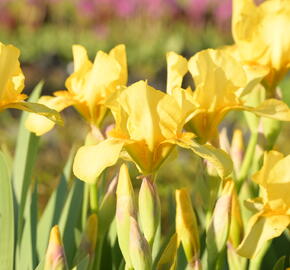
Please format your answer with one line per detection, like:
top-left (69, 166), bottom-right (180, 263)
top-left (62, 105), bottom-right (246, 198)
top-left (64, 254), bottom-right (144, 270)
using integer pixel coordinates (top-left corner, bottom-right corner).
top-left (272, 256), bottom-right (286, 270)
top-left (12, 82), bottom-right (43, 240)
top-left (16, 184), bottom-right (38, 269)
top-left (37, 145), bottom-right (75, 259)
top-left (72, 256), bottom-right (89, 270)
top-left (37, 175), bottom-right (68, 259)
top-left (59, 179), bottom-right (84, 267)
top-left (0, 151), bottom-right (14, 269)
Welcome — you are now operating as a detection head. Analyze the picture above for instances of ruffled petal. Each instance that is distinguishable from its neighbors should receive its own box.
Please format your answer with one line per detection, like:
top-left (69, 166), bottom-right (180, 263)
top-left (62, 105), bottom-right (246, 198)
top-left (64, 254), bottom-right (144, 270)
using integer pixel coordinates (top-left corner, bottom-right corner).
top-left (166, 52), bottom-right (188, 95)
top-left (73, 139), bottom-right (124, 183)
top-left (237, 212), bottom-right (290, 258)
top-left (25, 94), bottom-right (74, 136)
top-left (168, 136), bottom-right (233, 179)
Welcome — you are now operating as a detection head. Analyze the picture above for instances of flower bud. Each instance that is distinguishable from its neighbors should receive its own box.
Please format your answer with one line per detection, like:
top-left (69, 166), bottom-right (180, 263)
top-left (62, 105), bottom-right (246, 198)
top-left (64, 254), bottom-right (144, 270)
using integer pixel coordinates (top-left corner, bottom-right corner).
top-left (138, 175), bottom-right (161, 245)
top-left (116, 164), bottom-right (136, 268)
top-left (206, 180), bottom-right (233, 268)
top-left (99, 176), bottom-right (117, 236)
top-left (175, 188), bottom-right (200, 264)
top-left (229, 186), bottom-right (244, 248)
top-left (129, 217), bottom-right (152, 270)
top-left (230, 129), bottom-right (244, 173)
top-left (44, 226), bottom-right (68, 270)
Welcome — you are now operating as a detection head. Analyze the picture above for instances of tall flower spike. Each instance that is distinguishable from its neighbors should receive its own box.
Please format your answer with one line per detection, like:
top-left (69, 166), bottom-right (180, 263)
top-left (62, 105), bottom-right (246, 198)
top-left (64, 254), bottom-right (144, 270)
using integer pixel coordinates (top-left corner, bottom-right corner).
top-left (231, 0), bottom-right (290, 89)
top-left (73, 80), bottom-right (233, 184)
top-left (26, 44), bottom-right (127, 135)
top-left (186, 49), bottom-right (290, 143)
top-left (0, 42), bottom-right (61, 124)
top-left (237, 151), bottom-right (290, 258)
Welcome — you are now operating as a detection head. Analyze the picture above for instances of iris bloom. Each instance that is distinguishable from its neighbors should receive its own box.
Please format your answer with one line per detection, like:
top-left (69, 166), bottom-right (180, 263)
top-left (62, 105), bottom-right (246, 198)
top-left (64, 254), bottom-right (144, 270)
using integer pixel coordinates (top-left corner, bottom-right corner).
top-left (237, 150), bottom-right (290, 258)
top-left (25, 44), bottom-right (127, 135)
top-left (0, 42), bottom-right (61, 123)
top-left (73, 80), bottom-right (233, 183)
top-left (230, 0), bottom-right (290, 90)
top-left (167, 49), bottom-right (290, 143)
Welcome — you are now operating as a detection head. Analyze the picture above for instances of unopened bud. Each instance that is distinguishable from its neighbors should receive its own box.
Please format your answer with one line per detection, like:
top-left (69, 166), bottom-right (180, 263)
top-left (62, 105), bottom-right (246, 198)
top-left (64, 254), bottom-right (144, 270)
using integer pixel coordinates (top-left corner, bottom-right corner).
top-left (129, 217), bottom-right (152, 270)
top-left (175, 188), bottom-right (200, 264)
top-left (229, 185), bottom-right (244, 248)
top-left (44, 226), bottom-right (68, 270)
top-left (139, 175), bottom-right (161, 245)
top-left (116, 164), bottom-right (136, 268)
top-left (206, 180), bottom-right (233, 268)
top-left (230, 129), bottom-right (244, 173)
top-left (99, 176), bottom-right (117, 236)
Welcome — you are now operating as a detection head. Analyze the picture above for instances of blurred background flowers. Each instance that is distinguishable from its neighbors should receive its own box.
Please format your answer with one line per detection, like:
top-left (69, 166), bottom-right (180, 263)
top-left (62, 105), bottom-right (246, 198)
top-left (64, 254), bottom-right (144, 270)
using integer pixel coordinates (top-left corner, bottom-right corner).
top-left (0, 0), bottom-right (232, 90)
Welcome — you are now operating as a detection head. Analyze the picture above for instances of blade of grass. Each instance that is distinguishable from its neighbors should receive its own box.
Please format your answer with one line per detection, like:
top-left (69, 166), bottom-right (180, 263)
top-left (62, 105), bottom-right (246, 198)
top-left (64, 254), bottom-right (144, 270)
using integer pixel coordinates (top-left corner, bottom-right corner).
top-left (37, 146), bottom-right (74, 260)
top-left (16, 183), bottom-right (38, 269)
top-left (37, 175), bottom-right (68, 259)
top-left (0, 151), bottom-right (14, 269)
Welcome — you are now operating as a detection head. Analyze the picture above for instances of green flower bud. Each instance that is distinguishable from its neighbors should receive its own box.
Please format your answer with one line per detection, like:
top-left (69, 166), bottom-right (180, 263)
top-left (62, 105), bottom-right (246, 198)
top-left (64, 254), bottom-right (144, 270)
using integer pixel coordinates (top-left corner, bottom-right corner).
top-left (138, 175), bottom-right (160, 246)
top-left (116, 164), bottom-right (136, 268)
top-left (129, 217), bottom-right (152, 270)
top-left (44, 226), bottom-right (68, 270)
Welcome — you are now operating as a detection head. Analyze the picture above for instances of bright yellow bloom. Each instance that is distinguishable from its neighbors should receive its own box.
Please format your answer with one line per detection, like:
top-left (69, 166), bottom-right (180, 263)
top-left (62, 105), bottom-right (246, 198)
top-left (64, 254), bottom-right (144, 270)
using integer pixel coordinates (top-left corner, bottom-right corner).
top-left (73, 80), bottom-right (233, 183)
top-left (25, 44), bottom-right (127, 135)
top-left (0, 42), bottom-right (61, 123)
top-left (237, 150), bottom-right (290, 258)
top-left (183, 49), bottom-right (290, 143)
top-left (231, 0), bottom-right (290, 89)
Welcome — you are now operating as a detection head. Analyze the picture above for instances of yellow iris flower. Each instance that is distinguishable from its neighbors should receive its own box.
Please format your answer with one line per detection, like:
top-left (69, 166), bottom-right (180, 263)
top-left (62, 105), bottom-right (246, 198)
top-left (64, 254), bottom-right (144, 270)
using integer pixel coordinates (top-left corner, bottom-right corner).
top-left (73, 80), bottom-right (233, 184)
top-left (237, 150), bottom-right (290, 258)
top-left (25, 44), bottom-right (127, 135)
top-left (0, 42), bottom-right (61, 123)
top-left (231, 0), bottom-right (290, 90)
top-left (167, 49), bottom-right (290, 143)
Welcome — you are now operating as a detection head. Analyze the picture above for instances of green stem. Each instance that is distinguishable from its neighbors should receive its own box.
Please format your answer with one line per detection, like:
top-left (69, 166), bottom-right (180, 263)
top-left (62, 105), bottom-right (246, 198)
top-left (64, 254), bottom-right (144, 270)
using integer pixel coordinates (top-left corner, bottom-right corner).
top-left (237, 131), bottom-right (258, 192)
top-left (90, 183), bottom-right (98, 213)
top-left (249, 240), bottom-right (271, 270)
top-left (82, 183), bottom-right (89, 228)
